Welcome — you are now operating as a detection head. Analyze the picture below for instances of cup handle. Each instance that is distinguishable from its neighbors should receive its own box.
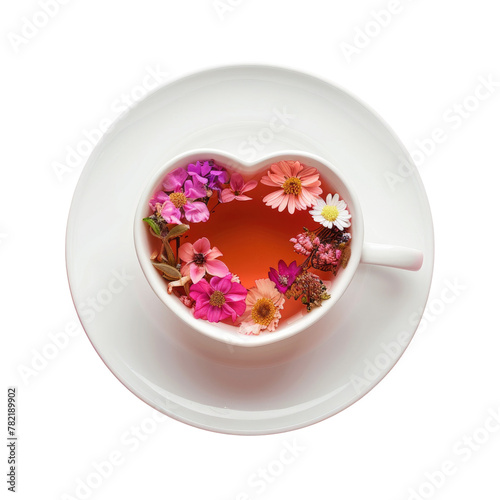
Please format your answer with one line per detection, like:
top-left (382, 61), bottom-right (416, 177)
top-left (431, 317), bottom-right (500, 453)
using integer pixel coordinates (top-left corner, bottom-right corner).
top-left (361, 242), bottom-right (424, 271)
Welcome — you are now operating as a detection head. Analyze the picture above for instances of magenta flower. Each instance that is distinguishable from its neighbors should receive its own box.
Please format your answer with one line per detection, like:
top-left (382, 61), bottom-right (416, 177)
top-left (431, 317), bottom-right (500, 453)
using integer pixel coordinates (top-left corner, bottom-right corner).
top-left (187, 161), bottom-right (212, 185)
top-left (189, 275), bottom-right (247, 323)
top-left (268, 260), bottom-right (302, 293)
top-left (220, 172), bottom-right (258, 203)
top-left (179, 237), bottom-right (229, 284)
top-left (159, 172), bottom-right (209, 224)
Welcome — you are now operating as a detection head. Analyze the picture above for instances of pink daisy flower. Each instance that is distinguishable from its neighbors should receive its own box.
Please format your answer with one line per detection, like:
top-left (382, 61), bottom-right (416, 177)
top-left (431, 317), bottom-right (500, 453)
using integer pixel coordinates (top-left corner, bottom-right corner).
top-left (220, 172), bottom-right (258, 203)
top-left (238, 278), bottom-right (285, 335)
top-left (260, 160), bottom-right (322, 214)
top-left (189, 274), bottom-right (247, 323)
top-left (179, 237), bottom-right (229, 284)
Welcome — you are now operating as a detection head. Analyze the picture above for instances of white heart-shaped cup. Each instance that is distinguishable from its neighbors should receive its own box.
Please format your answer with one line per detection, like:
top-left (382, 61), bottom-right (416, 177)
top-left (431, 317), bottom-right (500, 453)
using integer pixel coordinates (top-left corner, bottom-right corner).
top-left (134, 149), bottom-right (423, 347)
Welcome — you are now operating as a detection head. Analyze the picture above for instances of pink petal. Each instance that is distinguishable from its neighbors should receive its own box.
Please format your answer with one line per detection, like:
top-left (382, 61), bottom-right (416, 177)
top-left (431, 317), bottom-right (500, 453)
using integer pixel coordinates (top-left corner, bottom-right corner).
top-left (190, 264), bottom-right (206, 284)
top-left (263, 190), bottom-right (285, 206)
top-left (260, 174), bottom-right (278, 187)
top-left (163, 167), bottom-right (188, 192)
top-left (288, 196), bottom-right (296, 214)
top-left (225, 282), bottom-right (248, 302)
top-left (295, 194), bottom-right (308, 211)
top-left (184, 202), bottom-right (210, 223)
top-left (211, 275), bottom-right (232, 294)
top-left (230, 172), bottom-right (245, 191)
top-left (219, 304), bottom-right (234, 322)
top-left (263, 189), bottom-right (284, 203)
top-left (180, 263), bottom-right (190, 276)
top-left (178, 242), bottom-right (194, 263)
top-left (193, 301), bottom-right (210, 320)
top-left (221, 303), bottom-right (238, 322)
top-left (307, 185), bottom-right (323, 195)
top-left (192, 295), bottom-right (210, 308)
top-left (267, 172), bottom-right (287, 185)
top-left (234, 195), bottom-right (252, 201)
top-left (300, 175), bottom-right (321, 187)
top-left (278, 194), bottom-right (290, 212)
top-left (206, 246), bottom-right (223, 260)
top-left (160, 201), bottom-right (182, 224)
top-left (207, 305), bottom-right (223, 323)
top-left (277, 161), bottom-right (292, 177)
top-left (241, 180), bottom-right (258, 193)
top-left (204, 259), bottom-right (229, 278)
top-left (192, 237), bottom-right (211, 255)
top-left (149, 191), bottom-right (169, 210)
top-left (220, 189), bottom-right (236, 203)
top-left (290, 161), bottom-right (303, 176)
top-left (225, 299), bottom-right (246, 318)
top-left (183, 178), bottom-right (206, 199)
top-left (189, 280), bottom-right (212, 300)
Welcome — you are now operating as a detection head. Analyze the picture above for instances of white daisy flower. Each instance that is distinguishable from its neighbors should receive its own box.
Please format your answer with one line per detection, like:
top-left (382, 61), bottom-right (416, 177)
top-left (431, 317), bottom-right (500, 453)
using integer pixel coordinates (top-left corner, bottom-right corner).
top-left (309, 193), bottom-right (351, 230)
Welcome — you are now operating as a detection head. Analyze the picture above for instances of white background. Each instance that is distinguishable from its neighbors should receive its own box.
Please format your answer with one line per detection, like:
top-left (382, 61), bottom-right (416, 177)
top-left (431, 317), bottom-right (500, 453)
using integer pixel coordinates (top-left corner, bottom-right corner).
top-left (2, 0), bottom-right (499, 499)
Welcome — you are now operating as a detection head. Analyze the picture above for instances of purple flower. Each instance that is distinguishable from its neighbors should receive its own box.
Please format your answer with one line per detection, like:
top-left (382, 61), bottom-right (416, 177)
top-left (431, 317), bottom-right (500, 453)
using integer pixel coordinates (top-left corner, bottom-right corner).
top-left (207, 163), bottom-right (230, 199)
top-left (268, 260), bottom-right (302, 293)
top-left (187, 161), bottom-right (212, 185)
top-left (208, 165), bottom-right (229, 188)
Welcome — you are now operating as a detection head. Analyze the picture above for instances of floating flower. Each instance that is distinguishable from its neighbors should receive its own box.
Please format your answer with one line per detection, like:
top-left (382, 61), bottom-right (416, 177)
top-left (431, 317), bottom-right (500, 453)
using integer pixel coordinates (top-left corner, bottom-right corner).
top-left (268, 260), bottom-right (302, 293)
top-left (238, 279), bottom-right (285, 335)
top-left (290, 231), bottom-right (320, 257)
top-left (159, 175), bottom-right (209, 224)
top-left (310, 193), bottom-right (351, 230)
top-left (189, 275), bottom-right (247, 323)
top-left (220, 172), bottom-right (258, 203)
top-left (179, 237), bottom-right (229, 284)
top-left (261, 160), bottom-right (322, 214)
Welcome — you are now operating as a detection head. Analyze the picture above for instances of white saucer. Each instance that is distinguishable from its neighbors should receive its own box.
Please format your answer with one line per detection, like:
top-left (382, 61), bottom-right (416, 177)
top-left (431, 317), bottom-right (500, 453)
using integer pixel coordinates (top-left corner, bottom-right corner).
top-left (66, 65), bottom-right (433, 435)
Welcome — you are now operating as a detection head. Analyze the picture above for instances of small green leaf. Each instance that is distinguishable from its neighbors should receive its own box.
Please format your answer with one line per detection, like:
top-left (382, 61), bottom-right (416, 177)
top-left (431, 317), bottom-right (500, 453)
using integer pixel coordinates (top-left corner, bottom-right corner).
top-left (166, 224), bottom-right (190, 240)
top-left (152, 262), bottom-right (181, 280)
top-left (143, 217), bottom-right (161, 235)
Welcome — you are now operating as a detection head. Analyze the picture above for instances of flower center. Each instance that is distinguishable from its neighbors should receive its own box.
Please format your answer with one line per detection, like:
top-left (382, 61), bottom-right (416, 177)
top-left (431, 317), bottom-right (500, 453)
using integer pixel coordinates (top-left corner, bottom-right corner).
top-left (278, 275), bottom-right (289, 286)
top-left (251, 298), bottom-right (276, 326)
top-left (193, 253), bottom-right (206, 265)
top-left (282, 177), bottom-right (302, 196)
top-left (209, 290), bottom-right (226, 307)
top-left (169, 192), bottom-right (187, 208)
top-left (321, 205), bottom-right (339, 222)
